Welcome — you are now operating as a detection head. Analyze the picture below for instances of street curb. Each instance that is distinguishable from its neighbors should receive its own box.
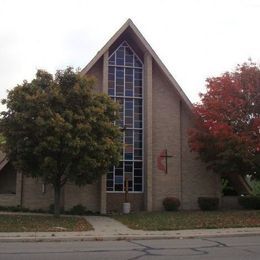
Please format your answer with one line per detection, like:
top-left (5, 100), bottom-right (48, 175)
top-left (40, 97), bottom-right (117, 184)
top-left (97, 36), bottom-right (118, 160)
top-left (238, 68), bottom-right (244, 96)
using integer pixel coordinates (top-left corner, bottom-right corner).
top-left (1, 231), bottom-right (260, 243)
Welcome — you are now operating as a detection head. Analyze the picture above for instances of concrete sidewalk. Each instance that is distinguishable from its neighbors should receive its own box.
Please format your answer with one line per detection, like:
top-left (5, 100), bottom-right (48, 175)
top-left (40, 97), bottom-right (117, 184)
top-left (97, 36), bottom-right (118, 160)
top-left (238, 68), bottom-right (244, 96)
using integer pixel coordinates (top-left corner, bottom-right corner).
top-left (1, 215), bottom-right (260, 242)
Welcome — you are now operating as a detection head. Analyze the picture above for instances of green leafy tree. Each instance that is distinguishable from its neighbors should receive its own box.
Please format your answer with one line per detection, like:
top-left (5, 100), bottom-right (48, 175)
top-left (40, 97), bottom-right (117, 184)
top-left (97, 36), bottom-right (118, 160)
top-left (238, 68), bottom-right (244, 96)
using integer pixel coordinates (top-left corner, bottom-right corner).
top-left (0, 68), bottom-right (122, 216)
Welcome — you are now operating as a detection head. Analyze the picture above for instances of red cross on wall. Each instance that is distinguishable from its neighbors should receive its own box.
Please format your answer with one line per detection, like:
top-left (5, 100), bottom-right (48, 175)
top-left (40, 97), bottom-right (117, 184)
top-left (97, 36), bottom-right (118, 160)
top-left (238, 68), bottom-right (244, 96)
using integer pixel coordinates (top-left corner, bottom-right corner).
top-left (157, 149), bottom-right (174, 174)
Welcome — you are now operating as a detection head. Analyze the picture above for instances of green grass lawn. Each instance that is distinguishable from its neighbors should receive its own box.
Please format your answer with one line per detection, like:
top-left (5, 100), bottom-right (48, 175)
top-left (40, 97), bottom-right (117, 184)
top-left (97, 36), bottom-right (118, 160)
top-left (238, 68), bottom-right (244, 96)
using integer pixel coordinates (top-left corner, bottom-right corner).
top-left (0, 214), bottom-right (93, 232)
top-left (113, 210), bottom-right (260, 231)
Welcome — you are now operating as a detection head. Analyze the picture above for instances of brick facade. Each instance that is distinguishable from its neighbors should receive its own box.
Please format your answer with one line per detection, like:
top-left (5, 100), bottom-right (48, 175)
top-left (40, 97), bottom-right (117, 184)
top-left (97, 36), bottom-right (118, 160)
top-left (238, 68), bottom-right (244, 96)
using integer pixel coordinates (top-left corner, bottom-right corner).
top-left (152, 62), bottom-right (182, 210)
top-left (63, 181), bottom-right (100, 213)
top-left (0, 20), bottom-right (221, 212)
top-left (181, 104), bottom-right (221, 209)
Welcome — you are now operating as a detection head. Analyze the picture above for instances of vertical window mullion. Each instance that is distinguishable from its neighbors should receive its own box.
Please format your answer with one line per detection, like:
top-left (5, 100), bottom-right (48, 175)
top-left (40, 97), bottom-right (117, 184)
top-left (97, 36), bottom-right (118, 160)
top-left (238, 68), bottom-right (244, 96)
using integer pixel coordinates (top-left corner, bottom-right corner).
top-left (133, 68), bottom-right (135, 99)
top-left (123, 46), bottom-right (126, 67)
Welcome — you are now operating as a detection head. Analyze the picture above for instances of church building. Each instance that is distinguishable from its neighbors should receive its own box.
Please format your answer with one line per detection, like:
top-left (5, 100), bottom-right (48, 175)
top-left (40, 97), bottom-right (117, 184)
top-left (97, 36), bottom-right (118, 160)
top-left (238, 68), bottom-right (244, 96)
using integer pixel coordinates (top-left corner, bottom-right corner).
top-left (0, 19), bottom-right (224, 213)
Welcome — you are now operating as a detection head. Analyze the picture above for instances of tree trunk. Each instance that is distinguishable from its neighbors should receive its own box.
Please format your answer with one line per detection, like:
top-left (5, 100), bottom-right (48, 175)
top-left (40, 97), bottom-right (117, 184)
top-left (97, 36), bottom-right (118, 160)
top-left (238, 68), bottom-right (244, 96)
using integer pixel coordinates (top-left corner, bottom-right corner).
top-left (54, 184), bottom-right (61, 217)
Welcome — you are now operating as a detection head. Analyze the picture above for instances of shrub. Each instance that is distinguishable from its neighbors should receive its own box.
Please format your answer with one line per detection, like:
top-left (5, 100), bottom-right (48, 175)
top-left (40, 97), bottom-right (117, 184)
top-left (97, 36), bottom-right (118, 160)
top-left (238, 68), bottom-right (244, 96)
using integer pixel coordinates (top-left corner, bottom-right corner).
top-left (31, 208), bottom-right (47, 213)
top-left (198, 197), bottom-right (219, 211)
top-left (163, 197), bottom-right (180, 211)
top-left (0, 205), bottom-right (48, 213)
top-left (238, 195), bottom-right (260, 210)
top-left (49, 204), bottom-right (64, 214)
top-left (68, 204), bottom-right (87, 215)
top-left (0, 205), bottom-right (29, 212)
top-left (49, 204), bottom-right (54, 214)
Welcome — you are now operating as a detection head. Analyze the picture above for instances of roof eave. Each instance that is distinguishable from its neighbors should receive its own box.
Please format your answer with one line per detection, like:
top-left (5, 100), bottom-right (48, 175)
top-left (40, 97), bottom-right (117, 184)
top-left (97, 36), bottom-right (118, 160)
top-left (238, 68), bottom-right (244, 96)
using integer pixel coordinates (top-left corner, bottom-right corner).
top-left (81, 19), bottom-right (133, 75)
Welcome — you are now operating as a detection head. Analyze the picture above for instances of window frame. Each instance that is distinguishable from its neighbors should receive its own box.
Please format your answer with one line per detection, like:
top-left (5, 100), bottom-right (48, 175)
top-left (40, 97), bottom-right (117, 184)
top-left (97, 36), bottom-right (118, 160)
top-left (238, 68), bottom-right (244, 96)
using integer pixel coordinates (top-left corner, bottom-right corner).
top-left (107, 41), bottom-right (144, 193)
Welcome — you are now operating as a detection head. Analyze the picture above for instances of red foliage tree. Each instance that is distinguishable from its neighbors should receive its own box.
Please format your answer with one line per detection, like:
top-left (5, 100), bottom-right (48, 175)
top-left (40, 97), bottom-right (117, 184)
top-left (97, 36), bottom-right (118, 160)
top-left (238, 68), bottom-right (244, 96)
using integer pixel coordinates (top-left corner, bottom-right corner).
top-left (189, 62), bottom-right (260, 179)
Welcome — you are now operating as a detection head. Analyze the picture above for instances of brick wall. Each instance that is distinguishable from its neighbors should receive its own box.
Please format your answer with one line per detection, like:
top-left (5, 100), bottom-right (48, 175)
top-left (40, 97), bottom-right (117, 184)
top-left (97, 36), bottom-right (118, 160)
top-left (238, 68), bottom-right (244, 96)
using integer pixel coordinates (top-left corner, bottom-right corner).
top-left (0, 194), bottom-right (18, 207)
top-left (21, 176), bottom-right (101, 212)
top-left (181, 104), bottom-right (221, 209)
top-left (107, 193), bottom-right (144, 213)
top-left (22, 176), bottom-right (54, 210)
top-left (151, 62), bottom-right (220, 210)
top-left (63, 181), bottom-right (100, 213)
top-left (152, 62), bottom-right (182, 210)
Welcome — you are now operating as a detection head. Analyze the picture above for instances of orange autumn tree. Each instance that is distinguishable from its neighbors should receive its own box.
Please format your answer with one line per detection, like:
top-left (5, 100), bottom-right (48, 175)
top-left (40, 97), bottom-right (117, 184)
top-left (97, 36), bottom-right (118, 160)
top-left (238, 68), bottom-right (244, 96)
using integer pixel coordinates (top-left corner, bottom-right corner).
top-left (189, 62), bottom-right (260, 180)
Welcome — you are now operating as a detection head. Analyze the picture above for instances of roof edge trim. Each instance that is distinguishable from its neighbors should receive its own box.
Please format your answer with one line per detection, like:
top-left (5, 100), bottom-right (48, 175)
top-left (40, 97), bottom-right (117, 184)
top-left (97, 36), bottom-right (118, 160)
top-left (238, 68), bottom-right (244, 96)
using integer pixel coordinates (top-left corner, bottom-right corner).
top-left (81, 19), bottom-right (193, 110)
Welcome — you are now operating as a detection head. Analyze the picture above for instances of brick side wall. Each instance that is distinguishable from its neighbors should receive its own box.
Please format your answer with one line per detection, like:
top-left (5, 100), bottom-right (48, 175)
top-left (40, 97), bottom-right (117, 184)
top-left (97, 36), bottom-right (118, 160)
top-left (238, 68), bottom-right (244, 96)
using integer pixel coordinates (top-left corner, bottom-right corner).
top-left (22, 176), bottom-right (54, 210)
top-left (21, 176), bottom-right (101, 212)
top-left (151, 62), bottom-right (220, 210)
top-left (63, 181), bottom-right (100, 213)
top-left (152, 63), bottom-right (182, 210)
top-left (181, 104), bottom-right (221, 209)
top-left (85, 56), bottom-right (105, 213)
top-left (0, 194), bottom-right (18, 207)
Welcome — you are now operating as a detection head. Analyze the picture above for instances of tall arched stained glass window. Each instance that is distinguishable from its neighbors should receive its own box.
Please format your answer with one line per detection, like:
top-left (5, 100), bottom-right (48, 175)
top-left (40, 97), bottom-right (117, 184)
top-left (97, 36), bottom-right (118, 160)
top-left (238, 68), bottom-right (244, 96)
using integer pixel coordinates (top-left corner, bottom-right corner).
top-left (107, 41), bottom-right (143, 192)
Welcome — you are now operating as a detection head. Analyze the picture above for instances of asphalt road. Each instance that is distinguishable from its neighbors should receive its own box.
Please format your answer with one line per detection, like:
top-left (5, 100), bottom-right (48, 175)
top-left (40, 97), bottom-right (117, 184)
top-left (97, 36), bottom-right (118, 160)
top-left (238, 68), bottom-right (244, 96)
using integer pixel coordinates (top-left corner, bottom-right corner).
top-left (0, 235), bottom-right (260, 260)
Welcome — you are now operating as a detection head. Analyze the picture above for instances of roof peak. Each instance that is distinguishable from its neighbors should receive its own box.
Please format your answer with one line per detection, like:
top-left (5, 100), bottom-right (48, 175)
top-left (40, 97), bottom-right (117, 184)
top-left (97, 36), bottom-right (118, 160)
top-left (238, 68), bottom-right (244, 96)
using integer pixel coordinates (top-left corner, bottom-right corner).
top-left (81, 19), bottom-right (193, 110)
top-left (126, 18), bottom-right (133, 23)
top-left (125, 18), bottom-right (134, 25)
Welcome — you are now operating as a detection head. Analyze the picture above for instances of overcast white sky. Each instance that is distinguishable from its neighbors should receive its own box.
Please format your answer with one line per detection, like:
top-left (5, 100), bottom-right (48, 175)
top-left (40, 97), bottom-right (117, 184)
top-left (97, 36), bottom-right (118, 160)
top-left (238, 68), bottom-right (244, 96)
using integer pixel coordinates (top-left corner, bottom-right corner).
top-left (1, 0), bottom-right (260, 111)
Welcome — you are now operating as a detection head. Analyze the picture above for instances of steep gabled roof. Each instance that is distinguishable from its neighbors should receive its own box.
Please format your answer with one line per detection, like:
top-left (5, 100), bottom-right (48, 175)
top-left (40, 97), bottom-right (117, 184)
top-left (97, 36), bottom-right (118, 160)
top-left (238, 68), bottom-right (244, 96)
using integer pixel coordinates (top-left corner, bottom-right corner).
top-left (81, 19), bottom-right (193, 110)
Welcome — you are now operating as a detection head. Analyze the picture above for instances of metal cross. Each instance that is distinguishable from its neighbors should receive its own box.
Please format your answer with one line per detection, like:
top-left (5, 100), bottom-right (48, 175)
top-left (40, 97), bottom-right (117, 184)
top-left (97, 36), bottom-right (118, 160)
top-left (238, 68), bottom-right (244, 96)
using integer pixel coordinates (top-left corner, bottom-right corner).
top-left (160, 149), bottom-right (173, 174)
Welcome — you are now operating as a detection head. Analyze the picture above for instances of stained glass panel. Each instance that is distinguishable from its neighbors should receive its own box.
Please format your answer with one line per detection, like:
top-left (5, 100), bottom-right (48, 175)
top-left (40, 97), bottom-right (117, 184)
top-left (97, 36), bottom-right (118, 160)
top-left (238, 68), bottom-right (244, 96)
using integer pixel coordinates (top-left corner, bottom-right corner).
top-left (107, 41), bottom-right (143, 192)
